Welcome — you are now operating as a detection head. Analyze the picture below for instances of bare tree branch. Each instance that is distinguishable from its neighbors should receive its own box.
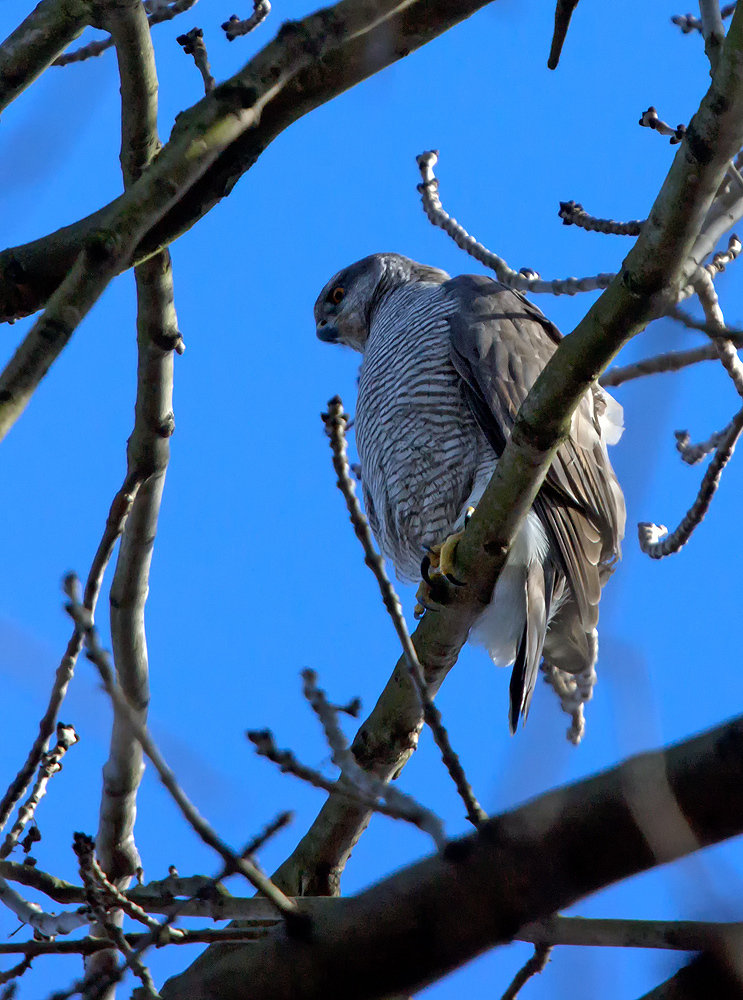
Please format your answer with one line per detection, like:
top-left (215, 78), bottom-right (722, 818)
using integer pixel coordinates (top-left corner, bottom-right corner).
top-left (242, 812), bottom-right (294, 860)
top-left (668, 303), bottom-right (743, 341)
top-left (599, 344), bottom-right (724, 386)
top-left (0, 0), bottom-right (487, 444)
top-left (222, 1), bottom-right (271, 41)
top-left (417, 151), bottom-right (616, 294)
top-left (0, 724), bottom-right (78, 861)
top-left (0, 957), bottom-right (32, 989)
top-left (500, 944), bottom-right (552, 1000)
top-left (0, 0), bottom-right (91, 112)
top-left (159, 716), bottom-right (743, 1000)
top-left (639, 107), bottom-right (687, 144)
top-left (522, 916), bottom-right (743, 951)
top-left (84, 5), bottom-right (176, 991)
top-left (675, 419), bottom-right (736, 463)
top-left (74, 834), bottom-right (159, 998)
top-left (639, 405), bottom-right (743, 557)
top-left (558, 200), bottom-right (644, 236)
top-left (248, 725), bottom-right (446, 848)
top-left (0, 0), bottom-right (497, 325)
top-left (64, 575), bottom-right (298, 917)
top-left (177, 28), bottom-right (215, 93)
top-left (0, 929), bottom-right (271, 959)
top-left (7, 870), bottom-right (743, 955)
top-left (693, 254), bottom-right (743, 397)
top-left (53, 0), bottom-right (199, 66)
top-left (0, 473), bottom-right (141, 837)
top-left (0, 878), bottom-right (90, 937)
top-left (0, 862), bottom-right (281, 920)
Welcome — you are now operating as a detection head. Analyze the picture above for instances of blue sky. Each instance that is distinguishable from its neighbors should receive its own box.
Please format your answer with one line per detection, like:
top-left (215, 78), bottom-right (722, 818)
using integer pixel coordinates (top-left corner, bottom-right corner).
top-left (1, 0), bottom-right (742, 996)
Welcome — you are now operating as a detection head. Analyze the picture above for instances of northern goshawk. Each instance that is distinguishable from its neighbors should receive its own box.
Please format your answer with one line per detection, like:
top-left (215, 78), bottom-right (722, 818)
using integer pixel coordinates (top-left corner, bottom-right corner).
top-left (315, 253), bottom-right (625, 733)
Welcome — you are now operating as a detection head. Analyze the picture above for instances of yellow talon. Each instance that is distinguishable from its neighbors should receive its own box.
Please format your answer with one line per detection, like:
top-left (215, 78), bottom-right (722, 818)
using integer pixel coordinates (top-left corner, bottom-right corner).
top-left (438, 530), bottom-right (465, 583)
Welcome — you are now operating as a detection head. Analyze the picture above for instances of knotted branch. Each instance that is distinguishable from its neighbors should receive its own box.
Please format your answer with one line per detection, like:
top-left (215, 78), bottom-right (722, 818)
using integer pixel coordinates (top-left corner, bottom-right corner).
top-left (417, 151), bottom-right (616, 295)
top-left (558, 200), bottom-right (644, 236)
top-left (222, 1), bottom-right (271, 40)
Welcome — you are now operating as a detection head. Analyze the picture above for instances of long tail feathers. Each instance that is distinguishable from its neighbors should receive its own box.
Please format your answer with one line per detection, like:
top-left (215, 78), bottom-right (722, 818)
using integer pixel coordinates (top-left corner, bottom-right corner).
top-left (508, 563), bottom-right (550, 733)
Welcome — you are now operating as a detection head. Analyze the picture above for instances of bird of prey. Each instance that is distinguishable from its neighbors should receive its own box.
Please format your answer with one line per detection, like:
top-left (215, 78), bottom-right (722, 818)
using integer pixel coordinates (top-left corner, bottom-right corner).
top-left (315, 253), bottom-right (625, 734)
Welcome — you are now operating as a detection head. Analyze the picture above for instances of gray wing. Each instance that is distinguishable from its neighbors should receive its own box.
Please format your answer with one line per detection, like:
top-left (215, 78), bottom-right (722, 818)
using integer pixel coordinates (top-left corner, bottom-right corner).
top-left (445, 274), bottom-right (625, 615)
top-left (444, 275), bottom-right (625, 720)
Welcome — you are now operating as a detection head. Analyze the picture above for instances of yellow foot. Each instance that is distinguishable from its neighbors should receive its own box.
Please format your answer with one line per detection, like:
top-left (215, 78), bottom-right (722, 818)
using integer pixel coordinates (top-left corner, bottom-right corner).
top-left (415, 508), bottom-right (476, 616)
top-left (424, 508), bottom-right (475, 587)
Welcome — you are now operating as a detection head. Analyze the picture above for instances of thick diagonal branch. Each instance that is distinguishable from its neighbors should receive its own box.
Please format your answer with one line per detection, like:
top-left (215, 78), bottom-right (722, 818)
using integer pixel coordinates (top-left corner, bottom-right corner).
top-left (159, 716), bottom-right (743, 1000)
top-left (0, 0), bottom-right (496, 325)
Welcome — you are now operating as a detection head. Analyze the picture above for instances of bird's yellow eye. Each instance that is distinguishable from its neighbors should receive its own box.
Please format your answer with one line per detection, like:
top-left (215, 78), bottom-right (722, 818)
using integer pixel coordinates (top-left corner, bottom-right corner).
top-left (331, 286), bottom-right (345, 305)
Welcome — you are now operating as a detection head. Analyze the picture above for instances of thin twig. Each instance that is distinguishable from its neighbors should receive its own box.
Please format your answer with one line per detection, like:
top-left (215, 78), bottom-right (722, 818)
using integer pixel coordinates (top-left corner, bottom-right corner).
top-left (675, 421), bottom-right (735, 464)
top-left (0, 723), bottom-right (78, 860)
top-left (693, 239), bottom-right (743, 398)
top-left (241, 812), bottom-right (293, 860)
top-left (300, 670), bottom-right (445, 844)
top-left (680, 232), bottom-right (743, 304)
top-left (74, 834), bottom-right (159, 998)
top-left (599, 344), bottom-right (723, 386)
top-left (417, 151), bottom-right (615, 295)
top-left (50, 819), bottom-right (294, 1000)
top-left (0, 861), bottom-right (283, 920)
top-left (0, 957), bottom-right (32, 988)
top-left (176, 28), bottom-right (214, 93)
top-left (558, 200), bottom-right (644, 236)
top-left (73, 833), bottom-right (162, 932)
top-left (639, 107), bottom-right (687, 144)
top-left (222, 0), bottom-right (271, 40)
top-left (1, 929), bottom-right (271, 958)
top-left (0, 475), bottom-right (139, 836)
top-left (247, 727), bottom-right (446, 847)
top-left (53, 0), bottom-right (199, 66)
top-left (500, 944), bottom-right (552, 1000)
top-left (639, 406), bottom-right (743, 558)
top-left (668, 305), bottom-right (743, 343)
top-left (54, 36), bottom-right (113, 65)
top-left (63, 575), bottom-right (297, 917)
top-left (322, 397), bottom-right (487, 828)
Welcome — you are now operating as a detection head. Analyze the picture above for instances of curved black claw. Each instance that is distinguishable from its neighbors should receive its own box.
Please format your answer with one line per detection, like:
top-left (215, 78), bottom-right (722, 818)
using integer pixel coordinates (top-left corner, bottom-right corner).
top-left (421, 553), bottom-right (433, 586)
top-left (444, 571), bottom-right (467, 587)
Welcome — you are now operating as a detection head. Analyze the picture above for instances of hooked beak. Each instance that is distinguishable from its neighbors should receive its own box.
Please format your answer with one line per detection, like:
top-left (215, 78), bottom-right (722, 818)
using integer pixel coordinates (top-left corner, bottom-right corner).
top-left (316, 321), bottom-right (340, 343)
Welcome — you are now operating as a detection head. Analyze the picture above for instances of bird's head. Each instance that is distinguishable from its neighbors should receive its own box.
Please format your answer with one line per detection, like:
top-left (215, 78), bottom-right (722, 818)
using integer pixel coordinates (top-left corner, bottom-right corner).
top-left (314, 253), bottom-right (449, 353)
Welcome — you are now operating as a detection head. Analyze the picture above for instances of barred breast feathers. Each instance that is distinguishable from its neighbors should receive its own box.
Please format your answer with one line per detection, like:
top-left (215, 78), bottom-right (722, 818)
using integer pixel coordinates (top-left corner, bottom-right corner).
top-left (355, 282), bottom-right (485, 581)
